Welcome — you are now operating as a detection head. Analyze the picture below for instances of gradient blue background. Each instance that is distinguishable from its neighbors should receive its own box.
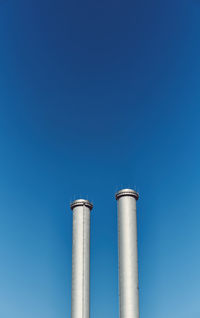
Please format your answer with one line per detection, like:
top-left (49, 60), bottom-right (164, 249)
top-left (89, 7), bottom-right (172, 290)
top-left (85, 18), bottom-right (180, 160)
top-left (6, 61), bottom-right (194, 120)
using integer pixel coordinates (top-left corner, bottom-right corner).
top-left (0, 0), bottom-right (200, 317)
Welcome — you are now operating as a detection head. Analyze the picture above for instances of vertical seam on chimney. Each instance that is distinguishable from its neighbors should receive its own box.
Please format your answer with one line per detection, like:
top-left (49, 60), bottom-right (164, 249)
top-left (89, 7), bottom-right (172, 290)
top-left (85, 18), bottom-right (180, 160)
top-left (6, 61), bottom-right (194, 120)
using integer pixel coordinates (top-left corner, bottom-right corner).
top-left (82, 204), bottom-right (85, 318)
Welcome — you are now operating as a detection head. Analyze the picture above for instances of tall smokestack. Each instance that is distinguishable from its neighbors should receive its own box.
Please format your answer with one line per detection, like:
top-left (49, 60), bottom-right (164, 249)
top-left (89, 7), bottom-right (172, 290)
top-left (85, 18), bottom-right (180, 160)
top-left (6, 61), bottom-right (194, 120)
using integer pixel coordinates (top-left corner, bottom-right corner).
top-left (70, 199), bottom-right (93, 318)
top-left (115, 189), bottom-right (139, 318)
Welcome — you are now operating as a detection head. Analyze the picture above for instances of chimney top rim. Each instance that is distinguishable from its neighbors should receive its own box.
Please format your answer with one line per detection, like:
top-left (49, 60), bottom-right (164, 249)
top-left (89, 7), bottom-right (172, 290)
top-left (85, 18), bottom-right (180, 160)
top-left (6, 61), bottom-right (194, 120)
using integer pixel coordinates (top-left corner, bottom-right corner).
top-left (70, 199), bottom-right (93, 210)
top-left (115, 188), bottom-right (139, 200)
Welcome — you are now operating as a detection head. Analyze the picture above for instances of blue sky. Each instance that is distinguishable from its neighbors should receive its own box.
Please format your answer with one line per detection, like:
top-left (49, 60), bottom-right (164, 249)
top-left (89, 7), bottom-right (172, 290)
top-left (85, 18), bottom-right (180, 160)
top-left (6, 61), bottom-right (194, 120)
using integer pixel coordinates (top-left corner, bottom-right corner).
top-left (0, 0), bottom-right (200, 317)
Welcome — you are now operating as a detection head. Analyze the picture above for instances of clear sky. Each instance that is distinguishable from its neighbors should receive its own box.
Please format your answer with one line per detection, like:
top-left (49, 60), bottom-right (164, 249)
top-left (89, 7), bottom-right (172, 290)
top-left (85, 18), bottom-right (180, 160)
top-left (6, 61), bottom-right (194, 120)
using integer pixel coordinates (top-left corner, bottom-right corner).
top-left (0, 0), bottom-right (200, 317)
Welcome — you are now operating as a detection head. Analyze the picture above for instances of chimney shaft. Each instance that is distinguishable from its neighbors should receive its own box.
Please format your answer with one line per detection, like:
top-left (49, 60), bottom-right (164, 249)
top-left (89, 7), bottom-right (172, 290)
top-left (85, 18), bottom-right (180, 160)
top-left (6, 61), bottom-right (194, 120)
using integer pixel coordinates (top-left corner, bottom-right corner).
top-left (116, 189), bottom-right (139, 318)
top-left (70, 199), bottom-right (93, 318)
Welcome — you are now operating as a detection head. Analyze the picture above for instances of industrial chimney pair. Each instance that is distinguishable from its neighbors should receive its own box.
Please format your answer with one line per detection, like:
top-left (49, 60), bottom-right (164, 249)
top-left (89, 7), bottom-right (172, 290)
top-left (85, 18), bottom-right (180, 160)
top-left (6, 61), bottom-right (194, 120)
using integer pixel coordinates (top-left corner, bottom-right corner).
top-left (70, 189), bottom-right (139, 318)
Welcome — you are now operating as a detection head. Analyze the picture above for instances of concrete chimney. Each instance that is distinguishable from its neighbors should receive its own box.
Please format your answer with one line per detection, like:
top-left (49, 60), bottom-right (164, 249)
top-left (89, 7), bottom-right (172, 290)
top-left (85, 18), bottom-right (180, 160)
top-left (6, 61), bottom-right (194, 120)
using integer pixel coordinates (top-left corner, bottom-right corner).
top-left (115, 189), bottom-right (139, 318)
top-left (70, 199), bottom-right (93, 318)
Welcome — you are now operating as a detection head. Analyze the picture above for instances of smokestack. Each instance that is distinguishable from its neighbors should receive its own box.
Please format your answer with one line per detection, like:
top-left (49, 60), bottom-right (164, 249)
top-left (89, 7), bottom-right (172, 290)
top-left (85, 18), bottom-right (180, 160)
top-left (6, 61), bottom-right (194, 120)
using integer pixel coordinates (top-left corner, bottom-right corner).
top-left (70, 199), bottom-right (93, 318)
top-left (115, 189), bottom-right (139, 318)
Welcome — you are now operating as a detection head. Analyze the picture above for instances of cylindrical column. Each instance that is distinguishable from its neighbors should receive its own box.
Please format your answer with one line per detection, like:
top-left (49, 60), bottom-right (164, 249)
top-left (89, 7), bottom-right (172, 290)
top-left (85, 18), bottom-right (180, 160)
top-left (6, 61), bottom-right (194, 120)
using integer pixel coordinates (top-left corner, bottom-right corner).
top-left (70, 199), bottom-right (93, 318)
top-left (116, 189), bottom-right (139, 318)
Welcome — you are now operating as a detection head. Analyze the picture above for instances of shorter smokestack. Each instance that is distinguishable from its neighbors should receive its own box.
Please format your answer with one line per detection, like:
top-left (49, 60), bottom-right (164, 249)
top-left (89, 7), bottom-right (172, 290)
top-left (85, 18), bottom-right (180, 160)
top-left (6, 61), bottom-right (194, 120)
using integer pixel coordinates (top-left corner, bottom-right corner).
top-left (70, 199), bottom-right (93, 318)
